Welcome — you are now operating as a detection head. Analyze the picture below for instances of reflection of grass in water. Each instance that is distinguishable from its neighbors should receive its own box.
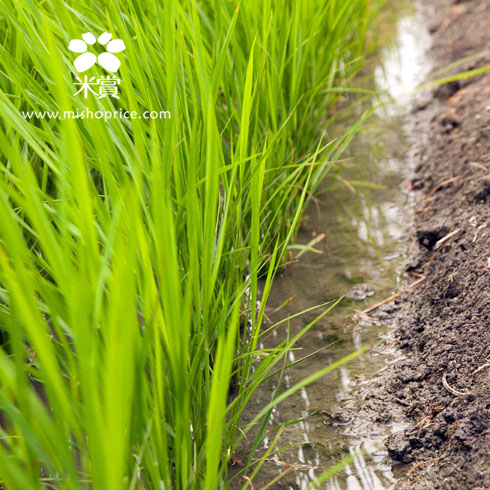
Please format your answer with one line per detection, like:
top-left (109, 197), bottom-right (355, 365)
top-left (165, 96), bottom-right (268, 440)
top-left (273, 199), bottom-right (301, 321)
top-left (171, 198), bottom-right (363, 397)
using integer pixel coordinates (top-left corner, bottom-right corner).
top-left (0, 0), bottom-right (383, 488)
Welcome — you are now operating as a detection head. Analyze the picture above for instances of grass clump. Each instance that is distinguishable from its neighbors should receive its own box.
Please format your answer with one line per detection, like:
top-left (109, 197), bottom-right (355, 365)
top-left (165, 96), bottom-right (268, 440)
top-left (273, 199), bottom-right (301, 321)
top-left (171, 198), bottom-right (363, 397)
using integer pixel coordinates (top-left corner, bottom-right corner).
top-left (0, 0), bottom-right (378, 488)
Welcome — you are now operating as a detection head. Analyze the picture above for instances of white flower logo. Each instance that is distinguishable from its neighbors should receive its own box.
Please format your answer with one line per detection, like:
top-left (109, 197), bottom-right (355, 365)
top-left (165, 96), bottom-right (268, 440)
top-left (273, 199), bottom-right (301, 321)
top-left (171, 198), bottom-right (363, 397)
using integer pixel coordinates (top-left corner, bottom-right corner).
top-left (68, 32), bottom-right (126, 73)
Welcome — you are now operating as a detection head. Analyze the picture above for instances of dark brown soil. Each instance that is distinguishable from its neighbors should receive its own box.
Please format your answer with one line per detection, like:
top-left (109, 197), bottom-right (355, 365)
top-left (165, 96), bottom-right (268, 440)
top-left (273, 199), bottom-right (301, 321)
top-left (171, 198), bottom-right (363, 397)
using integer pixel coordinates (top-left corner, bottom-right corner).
top-left (381, 0), bottom-right (490, 487)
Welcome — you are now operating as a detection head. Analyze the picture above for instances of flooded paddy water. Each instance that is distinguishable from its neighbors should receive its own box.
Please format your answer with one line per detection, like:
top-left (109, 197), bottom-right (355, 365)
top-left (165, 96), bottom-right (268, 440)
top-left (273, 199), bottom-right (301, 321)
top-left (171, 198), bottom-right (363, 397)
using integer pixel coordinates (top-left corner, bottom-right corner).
top-left (234, 3), bottom-right (434, 489)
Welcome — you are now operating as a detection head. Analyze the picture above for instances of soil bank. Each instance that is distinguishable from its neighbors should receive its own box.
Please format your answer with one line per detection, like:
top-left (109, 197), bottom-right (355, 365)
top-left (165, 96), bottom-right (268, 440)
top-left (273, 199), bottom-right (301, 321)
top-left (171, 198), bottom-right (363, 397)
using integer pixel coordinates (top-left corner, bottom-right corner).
top-left (374, 0), bottom-right (490, 487)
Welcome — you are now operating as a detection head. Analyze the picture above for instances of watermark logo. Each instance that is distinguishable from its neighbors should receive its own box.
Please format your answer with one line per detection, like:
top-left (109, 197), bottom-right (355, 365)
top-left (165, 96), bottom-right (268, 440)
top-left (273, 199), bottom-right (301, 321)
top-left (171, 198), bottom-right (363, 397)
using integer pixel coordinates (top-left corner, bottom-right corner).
top-left (18, 30), bottom-right (170, 119)
top-left (74, 75), bottom-right (121, 100)
top-left (69, 32), bottom-right (126, 99)
top-left (68, 32), bottom-right (126, 73)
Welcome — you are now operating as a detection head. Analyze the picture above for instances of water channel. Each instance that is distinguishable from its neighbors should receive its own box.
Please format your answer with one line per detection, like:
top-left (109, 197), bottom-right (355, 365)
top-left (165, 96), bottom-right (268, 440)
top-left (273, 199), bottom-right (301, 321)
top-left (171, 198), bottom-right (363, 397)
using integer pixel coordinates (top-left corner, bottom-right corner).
top-left (235, 2), bottom-right (433, 489)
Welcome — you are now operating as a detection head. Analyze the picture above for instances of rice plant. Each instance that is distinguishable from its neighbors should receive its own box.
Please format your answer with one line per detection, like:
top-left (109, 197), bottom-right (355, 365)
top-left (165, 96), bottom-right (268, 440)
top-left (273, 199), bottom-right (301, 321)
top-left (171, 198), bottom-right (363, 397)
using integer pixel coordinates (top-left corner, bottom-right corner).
top-left (0, 0), bottom-right (377, 488)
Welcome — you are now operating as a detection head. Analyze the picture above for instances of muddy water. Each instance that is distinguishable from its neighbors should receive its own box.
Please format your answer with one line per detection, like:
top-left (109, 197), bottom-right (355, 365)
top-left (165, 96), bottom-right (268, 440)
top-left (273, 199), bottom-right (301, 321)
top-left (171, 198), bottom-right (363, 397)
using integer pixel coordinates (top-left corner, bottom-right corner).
top-left (239, 4), bottom-right (432, 490)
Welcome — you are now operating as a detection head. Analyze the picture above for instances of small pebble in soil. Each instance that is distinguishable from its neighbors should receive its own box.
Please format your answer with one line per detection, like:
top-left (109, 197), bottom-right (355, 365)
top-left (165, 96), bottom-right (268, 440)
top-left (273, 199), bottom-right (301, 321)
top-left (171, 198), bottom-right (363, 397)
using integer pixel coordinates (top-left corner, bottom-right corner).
top-left (345, 283), bottom-right (375, 300)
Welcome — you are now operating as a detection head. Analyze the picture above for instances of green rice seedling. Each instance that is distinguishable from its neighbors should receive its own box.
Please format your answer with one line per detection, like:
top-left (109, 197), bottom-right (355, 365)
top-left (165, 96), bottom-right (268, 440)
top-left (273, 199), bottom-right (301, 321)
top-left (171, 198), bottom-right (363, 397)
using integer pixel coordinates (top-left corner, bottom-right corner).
top-left (0, 0), bottom-right (379, 488)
